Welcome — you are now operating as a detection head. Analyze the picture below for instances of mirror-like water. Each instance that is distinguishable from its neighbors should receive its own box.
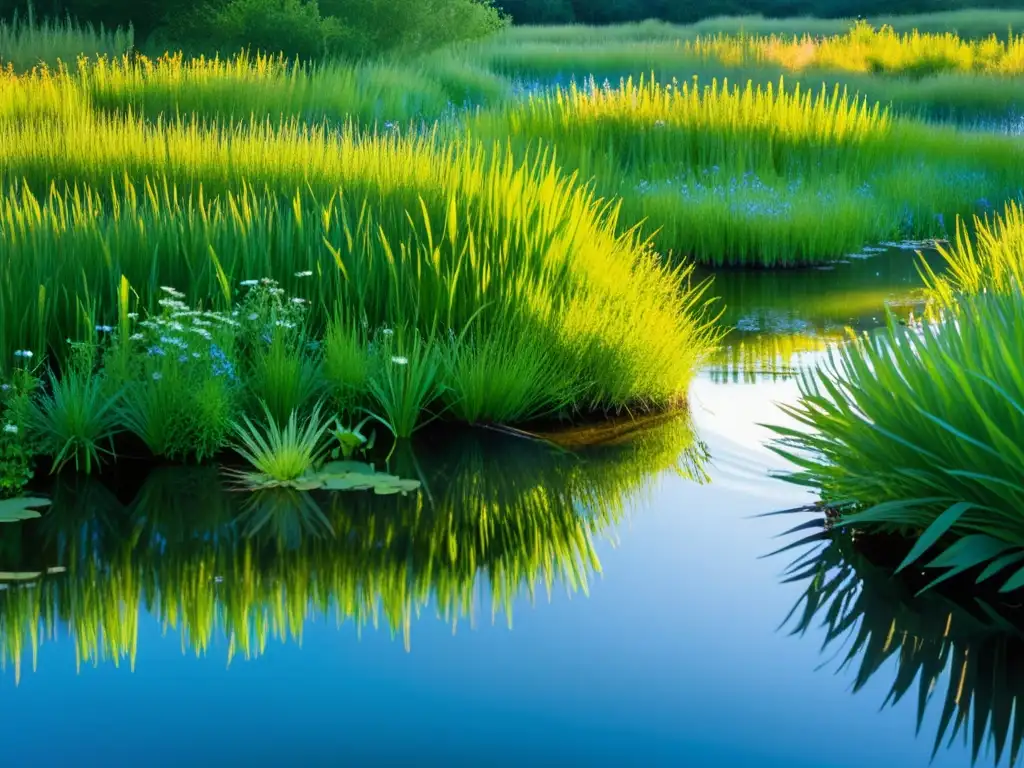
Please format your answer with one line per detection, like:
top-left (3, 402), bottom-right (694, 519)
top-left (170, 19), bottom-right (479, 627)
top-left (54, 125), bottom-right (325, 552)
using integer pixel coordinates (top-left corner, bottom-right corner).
top-left (1, 248), bottom-right (1009, 767)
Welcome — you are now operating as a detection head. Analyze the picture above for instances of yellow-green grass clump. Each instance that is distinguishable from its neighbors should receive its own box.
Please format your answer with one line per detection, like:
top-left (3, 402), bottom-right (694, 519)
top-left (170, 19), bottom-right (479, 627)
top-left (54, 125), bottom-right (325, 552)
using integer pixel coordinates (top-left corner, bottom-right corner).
top-left (687, 21), bottom-right (1024, 77)
top-left (475, 75), bottom-right (1024, 266)
top-left (923, 199), bottom-right (1024, 305)
top-left (0, 107), bottom-right (717, 423)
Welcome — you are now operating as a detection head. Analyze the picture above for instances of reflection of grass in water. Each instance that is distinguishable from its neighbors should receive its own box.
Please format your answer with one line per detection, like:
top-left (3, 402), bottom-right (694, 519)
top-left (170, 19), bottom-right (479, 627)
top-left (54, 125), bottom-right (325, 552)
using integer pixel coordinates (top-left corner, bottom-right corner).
top-left (0, 415), bottom-right (706, 681)
top-left (705, 333), bottom-right (835, 384)
top-left (781, 526), bottom-right (1024, 767)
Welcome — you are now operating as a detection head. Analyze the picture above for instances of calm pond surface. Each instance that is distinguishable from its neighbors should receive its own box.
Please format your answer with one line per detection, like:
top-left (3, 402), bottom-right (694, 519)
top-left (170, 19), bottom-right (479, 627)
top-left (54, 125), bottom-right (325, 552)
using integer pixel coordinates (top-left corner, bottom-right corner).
top-left (0, 247), bottom-right (1014, 767)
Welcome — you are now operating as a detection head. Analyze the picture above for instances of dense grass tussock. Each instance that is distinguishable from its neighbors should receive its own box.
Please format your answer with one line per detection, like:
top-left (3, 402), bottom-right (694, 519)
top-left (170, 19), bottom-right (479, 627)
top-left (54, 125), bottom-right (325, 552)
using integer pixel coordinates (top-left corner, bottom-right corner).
top-left (0, 119), bottom-right (718, 449)
top-left (923, 199), bottom-right (1024, 304)
top-left (772, 290), bottom-right (1024, 593)
top-left (475, 75), bottom-right (1024, 266)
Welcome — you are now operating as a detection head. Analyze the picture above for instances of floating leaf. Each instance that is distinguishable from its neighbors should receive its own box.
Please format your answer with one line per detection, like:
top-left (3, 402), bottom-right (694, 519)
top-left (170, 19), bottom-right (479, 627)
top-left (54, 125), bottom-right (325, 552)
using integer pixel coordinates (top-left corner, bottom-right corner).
top-left (0, 496), bottom-right (51, 523)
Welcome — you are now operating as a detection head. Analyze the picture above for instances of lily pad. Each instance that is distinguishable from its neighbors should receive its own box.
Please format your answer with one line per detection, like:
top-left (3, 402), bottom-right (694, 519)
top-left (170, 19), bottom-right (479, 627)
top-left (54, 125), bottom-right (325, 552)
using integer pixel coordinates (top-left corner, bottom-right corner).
top-left (314, 462), bottom-right (421, 495)
top-left (0, 497), bottom-right (51, 523)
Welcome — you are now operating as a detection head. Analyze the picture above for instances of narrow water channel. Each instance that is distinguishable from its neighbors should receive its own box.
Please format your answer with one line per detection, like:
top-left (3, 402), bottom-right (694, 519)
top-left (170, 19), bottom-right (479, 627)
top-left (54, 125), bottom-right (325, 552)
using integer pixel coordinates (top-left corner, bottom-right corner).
top-left (0, 246), bottom-right (1004, 767)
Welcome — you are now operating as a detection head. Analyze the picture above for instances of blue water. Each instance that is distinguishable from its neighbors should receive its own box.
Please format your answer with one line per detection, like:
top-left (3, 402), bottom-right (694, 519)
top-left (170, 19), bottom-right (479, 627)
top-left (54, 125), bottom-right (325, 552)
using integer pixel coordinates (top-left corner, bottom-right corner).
top-left (0, 366), bottom-right (992, 768)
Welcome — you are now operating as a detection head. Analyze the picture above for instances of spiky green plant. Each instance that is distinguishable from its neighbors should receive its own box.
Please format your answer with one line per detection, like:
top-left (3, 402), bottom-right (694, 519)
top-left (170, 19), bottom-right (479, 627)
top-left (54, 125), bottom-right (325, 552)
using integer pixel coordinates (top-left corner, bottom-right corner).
top-left (770, 291), bottom-right (1024, 593)
top-left (30, 368), bottom-right (120, 474)
top-left (922, 199), bottom-right (1024, 307)
top-left (228, 400), bottom-right (331, 487)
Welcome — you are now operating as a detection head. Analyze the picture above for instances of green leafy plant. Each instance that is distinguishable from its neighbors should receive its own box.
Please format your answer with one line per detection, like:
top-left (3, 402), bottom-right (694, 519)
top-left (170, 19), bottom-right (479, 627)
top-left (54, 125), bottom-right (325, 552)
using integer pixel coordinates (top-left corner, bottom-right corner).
top-left (769, 291), bottom-right (1024, 594)
top-left (328, 416), bottom-right (374, 459)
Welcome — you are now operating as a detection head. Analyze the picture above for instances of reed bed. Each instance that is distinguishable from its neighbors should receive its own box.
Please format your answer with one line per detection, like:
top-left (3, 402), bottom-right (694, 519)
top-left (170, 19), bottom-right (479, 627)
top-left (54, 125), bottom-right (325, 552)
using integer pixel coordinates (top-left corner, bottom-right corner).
top-left (0, 11), bottom-right (133, 73)
top-left (0, 418), bottom-right (706, 681)
top-left (687, 22), bottom-right (1024, 77)
top-left (475, 75), bottom-right (1024, 265)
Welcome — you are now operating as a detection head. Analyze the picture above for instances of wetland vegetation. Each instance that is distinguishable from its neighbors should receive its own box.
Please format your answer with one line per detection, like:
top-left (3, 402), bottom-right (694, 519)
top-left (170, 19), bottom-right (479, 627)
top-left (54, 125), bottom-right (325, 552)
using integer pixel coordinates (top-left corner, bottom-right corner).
top-left (3, 2), bottom-right (1024, 764)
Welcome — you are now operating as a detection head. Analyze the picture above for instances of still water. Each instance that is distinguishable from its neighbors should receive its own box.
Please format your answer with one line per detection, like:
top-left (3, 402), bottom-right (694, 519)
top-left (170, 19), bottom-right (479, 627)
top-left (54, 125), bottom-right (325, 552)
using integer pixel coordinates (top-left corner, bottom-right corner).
top-left (0, 248), bottom-right (1014, 767)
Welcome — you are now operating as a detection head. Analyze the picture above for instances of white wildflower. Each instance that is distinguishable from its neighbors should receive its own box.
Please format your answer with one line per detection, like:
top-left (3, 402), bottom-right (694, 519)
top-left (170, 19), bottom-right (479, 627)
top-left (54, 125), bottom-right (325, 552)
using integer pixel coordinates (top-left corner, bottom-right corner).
top-left (391, 356), bottom-right (408, 365)
top-left (95, 325), bottom-right (114, 333)
top-left (247, 313), bottom-right (259, 321)
top-left (13, 350), bottom-right (33, 359)
top-left (290, 297), bottom-right (306, 305)
top-left (239, 279), bottom-right (259, 287)
top-left (129, 333), bottom-right (145, 342)
top-left (152, 372), bottom-right (163, 381)
top-left (3, 423), bottom-right (17, 434)
top-left (294, 270), bottom-right (313, 278)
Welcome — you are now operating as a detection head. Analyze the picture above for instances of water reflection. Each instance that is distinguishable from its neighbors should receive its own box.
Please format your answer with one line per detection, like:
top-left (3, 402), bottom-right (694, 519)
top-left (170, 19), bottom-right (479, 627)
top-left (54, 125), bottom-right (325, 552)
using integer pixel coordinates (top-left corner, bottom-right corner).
top-left (702, 245), bottom-right (942, 383)
top-left (780, 521), bottom-right (1024, 767)
top-left (0, 415), bottom-right (707, 682)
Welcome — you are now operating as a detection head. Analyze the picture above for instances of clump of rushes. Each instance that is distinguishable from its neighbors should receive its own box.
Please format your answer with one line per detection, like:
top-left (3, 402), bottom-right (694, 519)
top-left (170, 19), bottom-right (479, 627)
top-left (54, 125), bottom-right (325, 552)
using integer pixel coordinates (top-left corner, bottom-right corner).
top-left (770, 290), bottom-right (1024, 594)
top-left (228, 401), bottom-right (331, 489)
top-left (366, 328), bottom-right (444, 439)
top-left (31, 365), bottom-right (120, 475)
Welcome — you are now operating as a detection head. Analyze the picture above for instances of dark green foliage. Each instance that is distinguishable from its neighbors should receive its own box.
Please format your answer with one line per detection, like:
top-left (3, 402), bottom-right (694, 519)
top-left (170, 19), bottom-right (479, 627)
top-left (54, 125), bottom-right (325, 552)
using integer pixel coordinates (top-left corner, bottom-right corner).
top-left (0, 0), bottom-right (505, 59)
top-left (496, 0), bottom-right (1024, 25)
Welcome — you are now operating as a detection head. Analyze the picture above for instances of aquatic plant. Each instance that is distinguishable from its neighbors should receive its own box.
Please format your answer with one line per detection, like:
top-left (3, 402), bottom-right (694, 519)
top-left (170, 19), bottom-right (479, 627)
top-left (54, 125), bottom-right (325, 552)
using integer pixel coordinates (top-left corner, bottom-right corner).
top-left (770, 291), bottom-right (1024, 593)
top-left (365, 329), bottom-right (444, 438)
top-left (228, 400), bottom-right (331, 488)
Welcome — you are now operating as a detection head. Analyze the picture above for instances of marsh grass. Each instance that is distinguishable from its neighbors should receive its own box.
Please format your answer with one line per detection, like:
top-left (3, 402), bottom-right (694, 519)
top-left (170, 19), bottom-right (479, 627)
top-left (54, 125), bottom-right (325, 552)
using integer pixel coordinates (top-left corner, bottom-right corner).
top-left (923, 199), bottom-right (1024, 305)
top-left (322, 317), bottom-right (371, 414)
top-left (474, 74), bottom-right (1024, 265)
top-left (246, 331), bottom-right (324, 427)
top-left (771, 292), bottom-right (1024, 593)
top-left (0, 10), bottom-right (133, 73)
top-left (31, 367), bottom-right (120, 475)
top-left (0, 120), bottom-right (716, 416)
top-left (366, 329), bottom-right (445, 438)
